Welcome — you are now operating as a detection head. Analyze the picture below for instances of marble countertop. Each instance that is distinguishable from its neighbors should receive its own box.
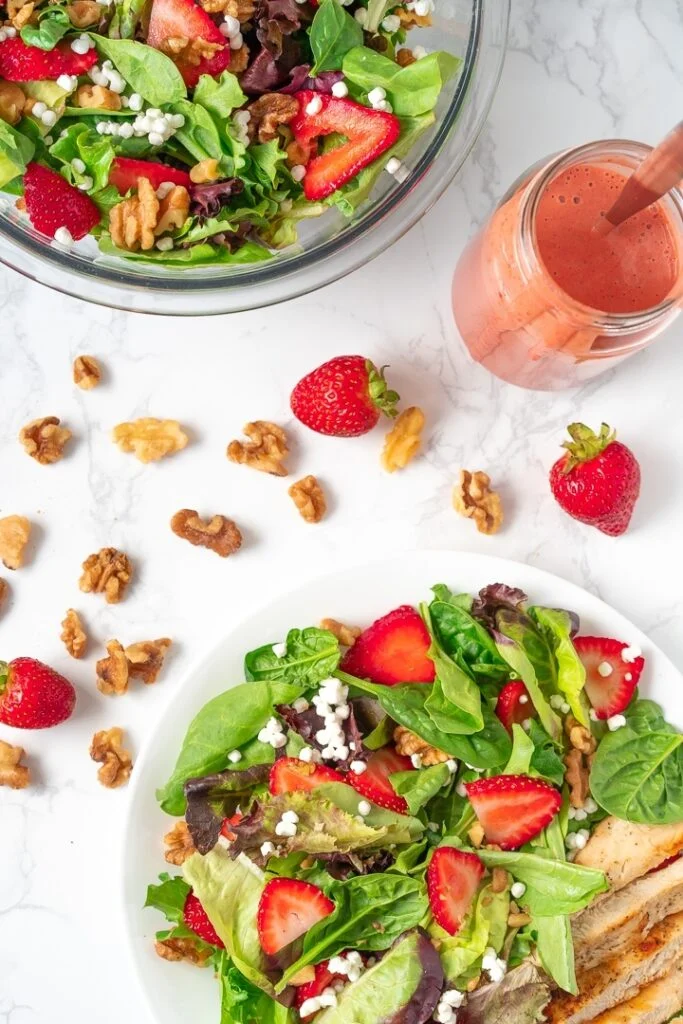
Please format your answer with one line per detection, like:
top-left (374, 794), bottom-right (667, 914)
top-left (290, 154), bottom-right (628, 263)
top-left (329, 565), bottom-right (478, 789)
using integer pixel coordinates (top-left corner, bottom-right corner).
top-left (2, 1), bottom-right (683, 1022)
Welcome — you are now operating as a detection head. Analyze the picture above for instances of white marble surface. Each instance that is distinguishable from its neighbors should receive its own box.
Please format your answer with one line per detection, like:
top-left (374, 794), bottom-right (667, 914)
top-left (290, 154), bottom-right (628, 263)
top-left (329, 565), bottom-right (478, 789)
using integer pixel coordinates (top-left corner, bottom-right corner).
top-left (2, 1), bottom-right (683, 1021)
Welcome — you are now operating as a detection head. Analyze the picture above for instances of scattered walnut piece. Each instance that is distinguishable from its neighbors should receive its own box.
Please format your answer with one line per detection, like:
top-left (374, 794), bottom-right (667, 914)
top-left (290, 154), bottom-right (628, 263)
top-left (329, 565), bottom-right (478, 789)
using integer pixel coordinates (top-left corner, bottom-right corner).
top-left (73, 355), bottom-right (102, 390)
top-left (394, 725), bottom-right (450, 766)
top-left (491, 867), bottom-right (509, 893)
top-left (0, 739), bottom-right (30, 789)
top-left (397, 7), bottom-right (431, 27)
top-left (0, 81), bottom-right (26, 125)
top-left (199, 0), bottom-right (253, 19)
top-left (189, 158), bottom-right (221, 183)
top-left (7, 0), bottom-right (34, 30)
top-left (125, 638), bottom-right (172, 685)
top-left (246, 93), bottom-right (298, 143)
top-left (320, 618), bottom-right (361, 647)
top-left (289, 475), bottom-right (326, 523)
top-left (228, 42), bottom-right (249, 73)
top-left (90, 727), bottom-right (132, 787)
top-left (565, 714), bottom-right (597, 756)
top-left (96, 640), bottom-right (129, 696)
top-left (19, 416), bottom-right (72, 465)
top-left (155, 937), bottom-right (212, 966)
top-left (564, 747), bottom-right (590, 808)
top-left (508, 911), bottom-right (531, 928)
top-left (171, 509), bottom-right (243, 558)
top-left (381, 406), bottom-right (425, 473)
top-left (453, 470), bottom-right (503, 535)
top-left (396, 47), bottom-right (416, 66)
top-left (112, 417), bottom-right (189, 463)
top-left (0, 515), bottom-right (31, 570)
top-left (227, 420), bottom-right (289, 476)
top-left (468, 823), bottom-right (485, 847)
top-left (109, 178), bottom-right (189, 252)
top-left (67, 0), bottom-right (103, 25)
top-left (161, 35), bottom-right (223, 65)
top-left (164, 820), bottom-right (195, 865)
top-left (79, 547), bottom-right (133, 604)
top-left (76, 84), bottom-right (121, 110)
top-left (286, 139), bottom-right (312, 167)
top-left (61, 609), bottom-right (87, 659)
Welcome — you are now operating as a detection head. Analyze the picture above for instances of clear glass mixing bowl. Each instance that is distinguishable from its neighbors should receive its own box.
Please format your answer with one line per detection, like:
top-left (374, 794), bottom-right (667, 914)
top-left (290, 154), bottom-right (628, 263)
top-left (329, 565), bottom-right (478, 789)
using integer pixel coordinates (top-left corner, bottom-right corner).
top-left (0, 0), bottom-right (509, 315)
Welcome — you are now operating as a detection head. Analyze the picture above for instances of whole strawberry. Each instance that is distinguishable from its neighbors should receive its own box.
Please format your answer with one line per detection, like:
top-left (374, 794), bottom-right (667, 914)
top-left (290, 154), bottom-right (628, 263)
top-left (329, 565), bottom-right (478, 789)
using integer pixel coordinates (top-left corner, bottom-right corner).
top-left (290, 355), bottom-right (399, 437)
top-left (0, 657), bottom-right (76, 728)
top-left (549, 422), bottom-right (641, 536)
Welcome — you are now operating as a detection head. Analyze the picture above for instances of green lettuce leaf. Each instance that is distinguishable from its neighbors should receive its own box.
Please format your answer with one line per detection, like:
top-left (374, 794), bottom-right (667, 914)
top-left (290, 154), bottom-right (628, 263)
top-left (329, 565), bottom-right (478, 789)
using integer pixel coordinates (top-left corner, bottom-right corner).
top-left (315, 781), bottom-right (424, 846)
top-left (108, 0), bottom-right (148, 38)
top-left (530, 817), bottom-right (577, 994)
top-left (529, 607), bottom-right (588, 726)
top-left (476, 849), bottom-right (608, 915)
top-left (342, 47), bottom-right (461, 116)
top-left (144, 872), bottom-right (191, 924)
top-left (434, 883), bottom-right (509, 984)
top-left (98, 237), bottom-right (272, 266)
top-left (21, 7), bottom-right (70, 50)
top-left (494, 613), bottom-right (562, 743)
top-left (194, 71), bottom-right (246, 119)
top-left (390, 762), bottom-right (451, 814)
top-left (214, 951), bottom-right (294, 1024)
top-left (0, 120), bottom-right (34, 189)
top-left (49, 124), bottom-right (115, 191)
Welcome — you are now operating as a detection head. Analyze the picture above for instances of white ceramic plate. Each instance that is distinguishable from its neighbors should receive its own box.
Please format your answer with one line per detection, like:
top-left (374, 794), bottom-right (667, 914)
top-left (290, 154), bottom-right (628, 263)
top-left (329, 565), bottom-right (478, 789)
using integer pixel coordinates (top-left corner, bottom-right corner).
top-left (120, 551), bottom-right (683, 1024)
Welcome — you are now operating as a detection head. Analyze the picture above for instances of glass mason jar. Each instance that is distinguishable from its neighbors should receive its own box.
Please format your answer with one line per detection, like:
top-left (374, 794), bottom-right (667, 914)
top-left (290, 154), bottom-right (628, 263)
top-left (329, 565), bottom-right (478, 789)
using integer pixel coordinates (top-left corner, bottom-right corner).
top-left (451, 140), bottom-right (683, 390)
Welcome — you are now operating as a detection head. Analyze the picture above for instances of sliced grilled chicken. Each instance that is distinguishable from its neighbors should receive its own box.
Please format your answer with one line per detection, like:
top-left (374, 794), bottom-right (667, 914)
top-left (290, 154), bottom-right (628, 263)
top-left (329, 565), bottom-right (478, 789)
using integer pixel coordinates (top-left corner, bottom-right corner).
top-left (575, 817), bottom-right (683, 890)
top-left (588, 956), bottom-right (683, 1024)
top-left (546, 912), bottom-right (683, 1024)
top-left (572, 855), bottom-right (683, 970)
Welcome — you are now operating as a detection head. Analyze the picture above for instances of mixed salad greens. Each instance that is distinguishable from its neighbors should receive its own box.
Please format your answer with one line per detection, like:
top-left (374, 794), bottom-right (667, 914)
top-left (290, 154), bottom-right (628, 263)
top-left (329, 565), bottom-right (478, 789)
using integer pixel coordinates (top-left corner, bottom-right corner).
top-left (147, 582), bottom-right (683, 1024)
top-left (0, 0), bottom-right (460, 266)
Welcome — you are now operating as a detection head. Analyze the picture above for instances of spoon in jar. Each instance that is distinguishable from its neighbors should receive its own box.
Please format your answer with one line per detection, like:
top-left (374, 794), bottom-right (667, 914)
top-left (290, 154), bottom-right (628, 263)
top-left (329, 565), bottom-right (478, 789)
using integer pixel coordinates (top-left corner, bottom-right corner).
top-left (593, 120), bottom-right (683, 236)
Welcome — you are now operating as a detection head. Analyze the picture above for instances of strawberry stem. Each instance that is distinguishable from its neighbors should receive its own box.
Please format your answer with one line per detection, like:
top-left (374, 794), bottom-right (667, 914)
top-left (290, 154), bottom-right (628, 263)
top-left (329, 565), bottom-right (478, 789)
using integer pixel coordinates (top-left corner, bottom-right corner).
top-left (0, 661), bottom-right (8, 696)
top-left (561, 422), bottom-right (616, 473)
top-left (365, 360), bottom-right (399, 419)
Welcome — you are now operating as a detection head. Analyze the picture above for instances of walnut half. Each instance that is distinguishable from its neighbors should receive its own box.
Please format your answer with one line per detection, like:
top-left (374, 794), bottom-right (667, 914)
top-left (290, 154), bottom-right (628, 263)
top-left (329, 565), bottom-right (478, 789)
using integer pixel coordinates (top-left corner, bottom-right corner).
top-left (96, 640), bottom-right (130, 696)
top-left (112, 417), bottom-right (188, 463)
top-left (164, 820), bottom-right (196, 865)
top-left (0, 515), bottom-right (31, 570)
top-left (289, 475), bottom-right (326, 523)
top-left (73, 355), bottom-right (102, 390)
top-left (320, 618), bottom-right (361, 647)
top-left (155, 937), bottom-right (211, 966)
top-left (80, 547), bottom-right (133, 603)
top-left (171, 509), bottom-right (243, 557)
top-left (227, 421), bottom-right (288, 476)
top-left (246, 93), bottom-right (298, 143)
top-left (90, 727), bottom-right (132, 787)
top-left (126, 638), bottom-right (172, 684)
top-left (19, 416), bottom-right (72, 464)
top-left (0, 739), bottom-right (30, 789)
top-left (453, 470), bottom-right (503, 535)
top-left (394, 725), bottom-right (451, 766)
top-left (381, 406), bottom-right (425, 472)
top-left (61, 608), bottom-right (88, 659)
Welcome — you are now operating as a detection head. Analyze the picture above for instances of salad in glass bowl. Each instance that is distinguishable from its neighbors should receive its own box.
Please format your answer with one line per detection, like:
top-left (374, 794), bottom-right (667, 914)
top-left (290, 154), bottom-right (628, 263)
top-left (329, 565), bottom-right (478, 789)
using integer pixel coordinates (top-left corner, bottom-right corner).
top-left (0, 0), bottom-right (459, 267)
top-left (146, 581), bottom-right (683, 1024)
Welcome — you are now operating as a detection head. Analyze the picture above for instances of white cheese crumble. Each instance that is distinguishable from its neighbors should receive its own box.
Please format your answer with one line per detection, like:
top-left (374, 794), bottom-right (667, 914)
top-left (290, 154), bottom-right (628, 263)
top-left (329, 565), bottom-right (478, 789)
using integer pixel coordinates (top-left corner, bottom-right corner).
top-left (331, 80), bottom-right (349, 98)
top-left (621, 644), bottom-right (642, 663)
top-left (227, 749), bottom-right (242, 763)
top-left (597, 661), bottom-right (613, 677)
top-left (357, 800), bottom-right (372, 817)
top-left (510, 881), bottom-right (526, 899)
top-left (607, 713), bottom-right (627, 731)
top-left (260, 841), bottom-right (275, 857)
top-left (272, 641), bottom-right (287, 657)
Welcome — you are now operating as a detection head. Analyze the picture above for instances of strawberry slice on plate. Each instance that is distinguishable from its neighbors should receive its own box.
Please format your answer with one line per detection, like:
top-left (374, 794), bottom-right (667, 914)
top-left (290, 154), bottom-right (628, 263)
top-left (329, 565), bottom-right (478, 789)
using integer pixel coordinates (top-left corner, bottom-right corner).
top-left (340, 605), bottom-right (435, 686)
top-left (465, 775), bottom-right (562, 850)
top-left (183, 891), bottom-right (225, 948)
top-left (291, 91), bottom-right (400, 201)
top-left (0, 37), bottom-right (98, 80)
top-left (109, 157), bottom-right (192, 195)
top-left (348, 746), bottom-right (413, 813)
top-left (147, 0), bottom-right (230, 87)
top-left (495, 680), bottom-right (535, 733)
top-left (257, 878), bottom-right (334, 955)
top-left (269, 757), bottom-right (345, 795)
top-left (23, 163), bottom-right (100, 241)
top-left (573, 636), bottom-right (643, 720)
top-left (427, 846), bottom-right (484, 936)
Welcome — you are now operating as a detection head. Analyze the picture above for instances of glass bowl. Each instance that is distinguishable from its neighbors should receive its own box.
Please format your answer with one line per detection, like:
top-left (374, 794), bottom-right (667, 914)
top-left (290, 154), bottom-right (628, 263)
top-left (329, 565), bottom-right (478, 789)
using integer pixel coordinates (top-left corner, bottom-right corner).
top-left (0, 0), bottom-right (509, 315)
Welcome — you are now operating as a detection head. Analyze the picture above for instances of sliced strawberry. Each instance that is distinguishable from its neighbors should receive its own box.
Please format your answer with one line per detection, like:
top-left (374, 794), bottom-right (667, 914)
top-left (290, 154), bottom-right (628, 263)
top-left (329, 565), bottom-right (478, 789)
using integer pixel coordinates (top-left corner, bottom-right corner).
top-left (183, 891), bottom-right (225, 948)
top-left (348, 746), bottom-right (412, 813)
top-left (573, 636), bottom-right (643, 720)
top-left (109, 157), bottom-right (191, 195)
top-left (465, 775), bottom-right (562, 850)
top-left (23, 163), bottom-right (100, 241)
top-left (147, 0), bottom-right (230, 87)
top-left (0, 37), bottom-right (98, 81)
top-left (495, 680), bottom-right (536, 733)
top-left (220, 811), bottom-right (243, 841)
top-left (340, 605), bottom-right (435, 686)
top-left (291, 91), bottom-right (400, 201)
top-left (295, 961), bottom-right (341, 1017)
top-left (269, 757), bottom-right (345, 795)
top-left (257, 878), bottom-right (334, 956)
top-left (427, 846), bottom-right (484, 937)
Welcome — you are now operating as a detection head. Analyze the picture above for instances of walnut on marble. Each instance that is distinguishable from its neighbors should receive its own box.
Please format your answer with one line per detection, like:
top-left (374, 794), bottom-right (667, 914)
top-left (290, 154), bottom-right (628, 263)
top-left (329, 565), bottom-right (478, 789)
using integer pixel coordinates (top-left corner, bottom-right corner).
top-left (227, 421), bottom-right (289, 476)
top-left (381, 406), bottom-right (425, 472)
top-left (79, 547), bottom-right (133, 603)
top-left (90, 726), bottom-right (132, 787)
top-left (288, 475), bottom-right (326, 523)
top-left (0, 738), bottom-right (30, 789)
top-left (452, 470), bottom-right (503, 535)
top-left (19, 416), bottom-right (72, 464)
top-left (61, 608), bottom-right (88, 659)
top-left (96, 640), bottom-right (130, 695)
top-left (0, 515), bottom-right (31, 570)
top-left (125, 638), bottom-right (172, 684)
top-left (73, 355), bottom-right (102, 390)
top-left (112, 417), bottom-right (188, 463)
top-left (171, 510), bottom-right (242, 557)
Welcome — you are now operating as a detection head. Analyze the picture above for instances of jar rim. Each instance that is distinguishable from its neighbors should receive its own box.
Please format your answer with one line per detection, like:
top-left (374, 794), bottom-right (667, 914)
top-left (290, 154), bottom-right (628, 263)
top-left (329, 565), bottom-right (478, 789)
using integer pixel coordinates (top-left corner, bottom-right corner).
top-left (516, 139), bottom-right (683, 335)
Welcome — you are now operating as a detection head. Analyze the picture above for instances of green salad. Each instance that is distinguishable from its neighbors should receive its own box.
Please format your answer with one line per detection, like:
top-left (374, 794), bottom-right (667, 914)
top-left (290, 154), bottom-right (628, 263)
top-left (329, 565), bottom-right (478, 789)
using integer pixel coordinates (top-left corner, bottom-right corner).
top-left (0, 0), bottom-right (460, 265)
top-left (147, 581), bottom-right (683, 1024)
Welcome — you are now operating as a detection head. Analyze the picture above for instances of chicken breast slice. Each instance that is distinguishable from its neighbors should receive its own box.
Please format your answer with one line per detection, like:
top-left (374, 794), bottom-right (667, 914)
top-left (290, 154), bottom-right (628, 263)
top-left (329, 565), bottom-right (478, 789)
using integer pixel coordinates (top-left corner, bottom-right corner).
top-left (587, 956), bottom-right (683, 1024)
top-left (575, 817), bottom-right (683, 890)
top-left (545, 911), bottom-right (683, 1024)
top-left (573, 855), bottom-right (683, 970)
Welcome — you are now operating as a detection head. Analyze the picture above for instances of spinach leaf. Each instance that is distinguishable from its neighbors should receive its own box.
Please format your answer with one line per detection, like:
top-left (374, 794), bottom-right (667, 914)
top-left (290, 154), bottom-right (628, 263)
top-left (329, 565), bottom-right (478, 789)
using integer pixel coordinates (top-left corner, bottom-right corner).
top-left (94, 36), bottom-right (187, 105)
top-left (422, 603), bottom-right (484, 735)
top-left (432, 584), bottom-right (473, 611)
top-left (144, 872), bottom-right (191, 924)
top-left (245, 627), bottom-right (340, 687)
top-left (391, 837), bottom-right (429, 875)
top-left (279, 874), bottom-right (428, 989)
top-left (21, 7), bottom-right (70, 50)
top-left (309, 0), bottom-right (363, 75)
top-left (428, 587), bottom-right (508, 683)
top-left (342, 47), bottom-right (461, 116)
top-left (495, 612), bottom-right (562, 743)
top-left (0, 120), bottom-right (34, 189)
top-left (590, 723), bottom-right (683, 824)
top-left (476, 849), bottom-right (608, 915)
top-left (390, 763), bottom-right (450, 814)
top-left (529, 607), bottom-right (588, 726)
top-left (528, 720), bottom-right (566, 787)
top-left (625, 698), bottom-right (675, 733)
top-left (434, 883), bottom-right (509, 984)
top-left (364, 713), bottom-right (395, 750)
top-left (531, 817), bottom-right (577, 994)
top-left (194, 71), bottom-right (246, 119)
top-left (156, 680), bottom-right (302, 815)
